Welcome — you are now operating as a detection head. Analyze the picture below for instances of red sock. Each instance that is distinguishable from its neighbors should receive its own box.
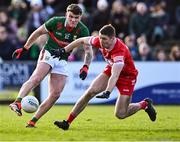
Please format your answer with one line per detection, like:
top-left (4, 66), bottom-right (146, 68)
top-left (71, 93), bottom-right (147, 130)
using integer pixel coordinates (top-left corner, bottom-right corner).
top-left (139, 100), bottom-right (148, 109)
top-left (67, 112), bottom-right (76, 124)
top-left (28, 120), bottom-right (36, 126)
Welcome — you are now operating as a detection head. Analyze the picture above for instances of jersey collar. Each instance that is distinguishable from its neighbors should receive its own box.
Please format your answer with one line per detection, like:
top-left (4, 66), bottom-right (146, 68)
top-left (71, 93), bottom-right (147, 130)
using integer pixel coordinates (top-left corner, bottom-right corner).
top-left (64, 19), bottom-right (76, 32)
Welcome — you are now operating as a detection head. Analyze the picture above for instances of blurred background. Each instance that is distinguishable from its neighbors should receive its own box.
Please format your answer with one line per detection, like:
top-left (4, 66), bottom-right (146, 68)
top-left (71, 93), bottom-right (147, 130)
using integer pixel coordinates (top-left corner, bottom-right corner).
top-left (0, 0), bottom-right (180, 105)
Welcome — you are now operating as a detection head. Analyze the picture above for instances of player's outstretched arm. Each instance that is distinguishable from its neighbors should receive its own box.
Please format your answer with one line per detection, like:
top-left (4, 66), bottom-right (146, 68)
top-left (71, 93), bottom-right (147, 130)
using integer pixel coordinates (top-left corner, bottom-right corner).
top-left (12, 25), bottom-right (47, 59)
top-left (24, 25), bottom-right (47, 50)
top-left (83, 44), bottom-right (93, 67)
top-left (106, 62), bottom-right (124, 92)
top-left (79, 44), bottom-right (93, 80)
top-left (96, 62), bottom-right (124, 99)
top-left (64, 36), bottom-right (92, 52)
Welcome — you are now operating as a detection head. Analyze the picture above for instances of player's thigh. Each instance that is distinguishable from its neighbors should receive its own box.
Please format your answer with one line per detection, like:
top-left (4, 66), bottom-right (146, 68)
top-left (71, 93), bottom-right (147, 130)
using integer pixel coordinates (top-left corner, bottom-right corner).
top-left (30, 62), bottom-right (51, 81)
top-left (49, 73), bottom-right (67, 93)
top-left (115, 95), bottom-right (132, 114)
top-left (88, 73), bottom-right (109, 94)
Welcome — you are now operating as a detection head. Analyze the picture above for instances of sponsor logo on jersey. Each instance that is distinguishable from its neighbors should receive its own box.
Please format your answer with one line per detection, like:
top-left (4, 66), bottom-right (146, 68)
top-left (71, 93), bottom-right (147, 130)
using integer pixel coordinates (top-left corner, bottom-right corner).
top-left (76, 28), bottom-right (81, 34)
top-left (65, 33), bottom-right (71, 39)
top-left (123, 89), bottom-right (129, 92)
top-left (113, 56), bottom-right (124, 63)
top-left (55, 32), bottom-right (62, 36)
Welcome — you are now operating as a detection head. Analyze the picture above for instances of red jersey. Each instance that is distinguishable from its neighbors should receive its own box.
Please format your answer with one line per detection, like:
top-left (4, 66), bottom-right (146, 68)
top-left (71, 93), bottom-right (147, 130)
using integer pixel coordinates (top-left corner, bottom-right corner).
top-left (90, 36), bottom-right (138, 77)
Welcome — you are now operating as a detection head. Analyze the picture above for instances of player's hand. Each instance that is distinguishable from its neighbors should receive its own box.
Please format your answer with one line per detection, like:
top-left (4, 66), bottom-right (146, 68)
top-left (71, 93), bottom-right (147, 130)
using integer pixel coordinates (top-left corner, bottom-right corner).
top-left (51, 48), bottom-right (66, 59)
top-left (79, 65), bottom-right (89, 80)
top-left (96, 91), bottom-right (111, 99)
top-left (12, 48), bottom-right (28, 59)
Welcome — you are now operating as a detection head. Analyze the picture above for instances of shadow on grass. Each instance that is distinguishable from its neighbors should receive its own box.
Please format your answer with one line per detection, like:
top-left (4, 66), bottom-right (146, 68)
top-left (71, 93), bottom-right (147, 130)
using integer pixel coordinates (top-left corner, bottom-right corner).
top-left (71, 127), bottom-right (180, 133)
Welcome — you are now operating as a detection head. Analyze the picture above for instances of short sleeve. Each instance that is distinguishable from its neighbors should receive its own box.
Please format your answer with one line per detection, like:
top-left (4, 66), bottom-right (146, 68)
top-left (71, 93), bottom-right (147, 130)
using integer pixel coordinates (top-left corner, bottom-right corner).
top-left (111, 50), bottom-right (126, 63)
top-left (44, 17), bottom-right (57, 32)
top-left (90, 36), bottom-right (99, 48)
top-left (79, 26), bottom-right (90, 37)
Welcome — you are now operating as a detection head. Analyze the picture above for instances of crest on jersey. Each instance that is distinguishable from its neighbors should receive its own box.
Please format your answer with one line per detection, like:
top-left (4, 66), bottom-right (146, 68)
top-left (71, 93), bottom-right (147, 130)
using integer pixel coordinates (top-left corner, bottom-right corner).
top-left (73, 35), bottom-right (77, 40)
top-left (65, 33), bottom-right (71, 39)
top-left (57, 22), bottom-right (62, 30)
top-left (76, 28), bottom-right (81, 34)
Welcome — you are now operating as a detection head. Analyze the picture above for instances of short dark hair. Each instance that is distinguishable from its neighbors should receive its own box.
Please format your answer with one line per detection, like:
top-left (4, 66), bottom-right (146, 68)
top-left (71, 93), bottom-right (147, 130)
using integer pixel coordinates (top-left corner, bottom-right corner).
top-left (99, 24), bottom-right (116, 38)
top-left (66, 4), bottom-right (82, 15)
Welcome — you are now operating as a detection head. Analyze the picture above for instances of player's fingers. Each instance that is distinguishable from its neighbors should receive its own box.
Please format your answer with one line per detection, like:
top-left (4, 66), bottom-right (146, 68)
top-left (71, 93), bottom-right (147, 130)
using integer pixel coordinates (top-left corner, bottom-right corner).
top-left (80, 72), bottom-right (87, 80)
top-left (16, 53), bottom-right (21, 59)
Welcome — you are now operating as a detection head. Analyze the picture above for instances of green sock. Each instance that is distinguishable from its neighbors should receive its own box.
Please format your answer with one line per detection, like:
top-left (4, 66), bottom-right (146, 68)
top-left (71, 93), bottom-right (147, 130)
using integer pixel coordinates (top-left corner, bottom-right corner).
top-left (15, 97), bottom-right (22, 103)
top-left (31, 117), bottom-right (38, 123)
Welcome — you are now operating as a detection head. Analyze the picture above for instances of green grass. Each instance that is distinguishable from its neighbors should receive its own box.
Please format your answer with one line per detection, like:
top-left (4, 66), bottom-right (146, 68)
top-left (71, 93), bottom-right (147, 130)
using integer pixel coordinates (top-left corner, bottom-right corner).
top-left (0, 105), bottom-right (180, 141)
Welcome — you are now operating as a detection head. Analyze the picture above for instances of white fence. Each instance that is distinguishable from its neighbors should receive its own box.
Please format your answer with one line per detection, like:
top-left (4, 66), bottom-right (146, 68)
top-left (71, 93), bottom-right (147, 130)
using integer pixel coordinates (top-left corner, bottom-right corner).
top-left (41, 62), bottom-right (180, 104)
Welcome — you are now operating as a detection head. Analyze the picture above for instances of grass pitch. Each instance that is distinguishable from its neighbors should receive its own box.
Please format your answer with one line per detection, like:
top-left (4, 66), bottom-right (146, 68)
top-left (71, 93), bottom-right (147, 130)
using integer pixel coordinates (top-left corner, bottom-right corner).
top-left (0, 105), bottom-right (180, 141)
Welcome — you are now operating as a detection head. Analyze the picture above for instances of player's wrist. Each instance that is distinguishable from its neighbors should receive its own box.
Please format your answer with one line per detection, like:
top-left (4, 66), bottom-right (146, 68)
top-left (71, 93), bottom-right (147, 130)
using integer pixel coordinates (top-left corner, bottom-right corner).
top-left (83, 64), bottom-right (89, 69)
top-left (23, 47), bottom-right (29, 51)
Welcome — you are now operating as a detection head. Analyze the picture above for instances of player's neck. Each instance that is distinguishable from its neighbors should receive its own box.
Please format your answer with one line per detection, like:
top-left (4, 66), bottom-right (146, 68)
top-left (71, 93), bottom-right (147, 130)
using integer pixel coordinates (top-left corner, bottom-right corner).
top-left (64, 19), bottom-right (76, 28)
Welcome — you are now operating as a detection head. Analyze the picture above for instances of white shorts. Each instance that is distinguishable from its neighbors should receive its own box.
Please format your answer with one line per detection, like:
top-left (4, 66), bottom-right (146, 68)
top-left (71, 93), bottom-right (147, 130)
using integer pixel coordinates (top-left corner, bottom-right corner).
top-left (38, 49), bottom-right (68, 76)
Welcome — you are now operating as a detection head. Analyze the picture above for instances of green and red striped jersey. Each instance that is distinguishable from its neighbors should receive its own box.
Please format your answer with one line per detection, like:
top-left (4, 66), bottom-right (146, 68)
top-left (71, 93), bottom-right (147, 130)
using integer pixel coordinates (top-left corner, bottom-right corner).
top-left (44, 16), bottom-right (89, 52)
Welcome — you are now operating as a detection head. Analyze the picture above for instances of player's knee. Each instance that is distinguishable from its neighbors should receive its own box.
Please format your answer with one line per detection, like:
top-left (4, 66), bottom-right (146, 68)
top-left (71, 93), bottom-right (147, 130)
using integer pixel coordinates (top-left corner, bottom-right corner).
top-left (115, 111), bottom-right (126, 119)
top-left (51, 90), bottom-right (62, 99)
top-left (86, 88), bottom-right (97, 98)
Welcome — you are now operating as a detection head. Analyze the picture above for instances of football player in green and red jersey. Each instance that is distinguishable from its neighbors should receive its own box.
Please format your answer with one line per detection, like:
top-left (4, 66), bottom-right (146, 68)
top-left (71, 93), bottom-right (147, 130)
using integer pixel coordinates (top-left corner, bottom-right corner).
top-left (9, 4), bottom-right (93, 128)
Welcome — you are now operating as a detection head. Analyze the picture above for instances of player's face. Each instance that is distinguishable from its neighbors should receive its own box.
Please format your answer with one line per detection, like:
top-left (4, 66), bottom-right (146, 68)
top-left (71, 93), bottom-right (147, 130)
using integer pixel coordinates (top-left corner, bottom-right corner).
top-left (99, 34), bottom-right (114, 49)
top-left (66, 11), bottom-right (81, 28)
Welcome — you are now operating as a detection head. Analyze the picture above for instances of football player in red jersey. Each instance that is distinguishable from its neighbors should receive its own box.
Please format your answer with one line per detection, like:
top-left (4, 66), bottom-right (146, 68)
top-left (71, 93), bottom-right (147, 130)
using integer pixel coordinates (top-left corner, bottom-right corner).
top-left (9, 4), bottom-right (93, 128)
top-left (54, 24), bottom-right (157, 130)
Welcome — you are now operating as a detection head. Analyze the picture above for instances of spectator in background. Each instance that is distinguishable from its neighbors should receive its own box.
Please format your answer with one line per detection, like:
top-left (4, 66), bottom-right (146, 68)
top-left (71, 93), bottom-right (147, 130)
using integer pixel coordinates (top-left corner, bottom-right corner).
top-left (150, 1), bottom-right (170, 44)
top-left (137, 35), bottom-right (153, 61)
top-left (78, 0), bottom-right (93, 33)
top-left (92, 0), bottom-right (110, 31)
top-left (124, 35), bottom-right (139, 60)
top-left (0, 10), bottom-right (9, 27)
top-left (26, 0), bottom-right (46, 36)
top-left (0, 26), bottom-right (17, 60)
top-left (175, 6), bottom-right (180, 39)
top-left (8, 0), bottom-right (28, 28)
top-left (169, 45), bottom-right (180, 61)
top-left (0, 9), bottom-right (17, 41)
top-left (41, 0), bottom-right (56, 20)
top-left (129, 2), bottom-right (153, 43)
top-left (109, 0), bottom-right (129, 38)
top-left (0, 0), bottom-right (11, 7)
top-left (91, 30), bottom-right (103, 61)
top-left (155, 48), bottom-right (168, 61)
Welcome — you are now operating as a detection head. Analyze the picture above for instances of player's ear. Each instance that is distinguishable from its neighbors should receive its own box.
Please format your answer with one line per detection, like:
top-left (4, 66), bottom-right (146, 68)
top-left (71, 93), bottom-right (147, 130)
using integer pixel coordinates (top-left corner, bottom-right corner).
top-left (111, 36), bottom-right (115, 41)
